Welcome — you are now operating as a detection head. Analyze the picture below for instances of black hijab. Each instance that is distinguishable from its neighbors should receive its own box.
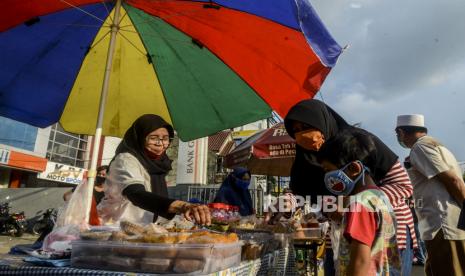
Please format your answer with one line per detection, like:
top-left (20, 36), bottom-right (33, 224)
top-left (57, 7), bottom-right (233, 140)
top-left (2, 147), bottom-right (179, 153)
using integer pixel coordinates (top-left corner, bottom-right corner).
top-left (115, 114), bottom-right (174, 197)
top-left (284, 99), bottom-right (398, 200)
top-left (284, 99), bottom-right (349, 139)
top-left (213, 167), bottom-right (253, 216)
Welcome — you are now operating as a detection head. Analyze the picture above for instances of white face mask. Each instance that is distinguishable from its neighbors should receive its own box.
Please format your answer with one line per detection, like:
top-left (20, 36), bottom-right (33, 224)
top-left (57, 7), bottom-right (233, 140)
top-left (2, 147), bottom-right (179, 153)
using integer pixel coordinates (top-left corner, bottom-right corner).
top-left (397, 135), bottom-right (408, 148)
top-left (396, 129), bottom-right (409, 148)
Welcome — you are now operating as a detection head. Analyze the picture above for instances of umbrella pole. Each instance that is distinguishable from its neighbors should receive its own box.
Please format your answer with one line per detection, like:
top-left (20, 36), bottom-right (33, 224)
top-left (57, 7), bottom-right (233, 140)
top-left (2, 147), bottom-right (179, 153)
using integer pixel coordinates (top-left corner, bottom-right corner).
top-left (85, 0), bottom-right (123, 224)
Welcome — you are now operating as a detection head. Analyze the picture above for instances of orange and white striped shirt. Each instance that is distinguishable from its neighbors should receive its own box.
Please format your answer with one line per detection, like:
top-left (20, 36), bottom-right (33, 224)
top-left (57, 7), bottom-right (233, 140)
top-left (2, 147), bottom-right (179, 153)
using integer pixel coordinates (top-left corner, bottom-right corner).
top-left (379, 160), bottom-right (417, 250)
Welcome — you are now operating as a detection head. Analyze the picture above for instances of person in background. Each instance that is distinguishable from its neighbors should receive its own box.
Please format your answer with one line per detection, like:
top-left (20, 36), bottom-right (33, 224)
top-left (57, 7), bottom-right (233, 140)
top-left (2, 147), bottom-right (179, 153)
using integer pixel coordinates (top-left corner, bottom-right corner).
top-left (97, 114), bottom-right (210, 225)
top-left (395, 114), bottom-right (465, 275)
top-left (63, 165), bottom-right (108, 205)
top-left (214, 167), bottom-right (254, 216)
top-left (284, 99), bottom-right (416, 276)
top-left (319, 128), bottom-right (400, 275)
top-left (92, 165), bottom-right (108, 204)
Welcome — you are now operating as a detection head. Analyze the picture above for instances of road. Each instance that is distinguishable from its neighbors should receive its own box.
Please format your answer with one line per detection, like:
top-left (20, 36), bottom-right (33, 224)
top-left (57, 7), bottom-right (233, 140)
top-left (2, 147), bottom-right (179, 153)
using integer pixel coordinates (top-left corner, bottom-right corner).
top-left (0, 233), bottom-right (37, 254)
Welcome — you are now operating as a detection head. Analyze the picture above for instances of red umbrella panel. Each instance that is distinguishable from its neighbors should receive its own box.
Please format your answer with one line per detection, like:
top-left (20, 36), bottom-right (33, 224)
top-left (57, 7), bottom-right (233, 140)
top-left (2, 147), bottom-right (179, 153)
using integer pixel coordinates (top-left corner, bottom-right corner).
top-left (224, 123), bottom-right (296, 176)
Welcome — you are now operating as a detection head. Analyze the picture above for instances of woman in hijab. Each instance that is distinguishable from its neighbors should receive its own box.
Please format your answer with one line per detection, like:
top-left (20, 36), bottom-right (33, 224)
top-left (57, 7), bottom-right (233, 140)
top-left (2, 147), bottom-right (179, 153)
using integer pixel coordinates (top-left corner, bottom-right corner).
top-left (284, 99), bottom-right (400, 198)
top-left (214, 168), bottom-right (254, 216)
top-left (98, 114), bottom-right (210, 226)
top-left (284, 99), bottom-right (416, 276)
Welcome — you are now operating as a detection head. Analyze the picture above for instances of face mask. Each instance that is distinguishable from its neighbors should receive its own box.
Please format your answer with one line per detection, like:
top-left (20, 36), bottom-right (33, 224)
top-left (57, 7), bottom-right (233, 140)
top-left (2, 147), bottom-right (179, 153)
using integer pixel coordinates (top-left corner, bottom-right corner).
top-left (295, 130), bottom-right (325, 151)
top-left (234, 176), bottom-right (250, 190)
top-left (324, 161), bottom-right (367, 196)
top-left (95, 176), bottom-right (106, 185)
top-left (396, 130), bottom-right (409, 148)
top-left (397, 138), bottom-right (409, 149)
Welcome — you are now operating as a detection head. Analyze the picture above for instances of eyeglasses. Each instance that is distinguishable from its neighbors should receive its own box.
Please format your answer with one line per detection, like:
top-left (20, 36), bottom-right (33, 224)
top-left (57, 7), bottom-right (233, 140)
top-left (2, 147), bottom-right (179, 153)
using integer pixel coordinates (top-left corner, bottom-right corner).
top-left (147, 136), bottom-right (173, 145)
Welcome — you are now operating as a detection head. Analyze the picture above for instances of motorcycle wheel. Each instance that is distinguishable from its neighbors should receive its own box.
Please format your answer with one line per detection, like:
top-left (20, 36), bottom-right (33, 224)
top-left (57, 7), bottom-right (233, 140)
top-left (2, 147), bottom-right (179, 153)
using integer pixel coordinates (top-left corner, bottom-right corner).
top-left (32, 223), bottom-right (43, 235)
top-left (7, 223), bottom-right (23, 237)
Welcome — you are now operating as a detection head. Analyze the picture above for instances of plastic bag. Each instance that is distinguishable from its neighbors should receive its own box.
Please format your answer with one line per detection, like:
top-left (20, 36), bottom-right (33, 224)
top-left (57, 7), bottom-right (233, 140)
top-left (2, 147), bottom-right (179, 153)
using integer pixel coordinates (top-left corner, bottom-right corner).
top-left (41, 224), bottom-right (80, 253)
top-left (56, 178), bottom-right (94, 227)
top-left (42, 178), bottom-right (94, 253)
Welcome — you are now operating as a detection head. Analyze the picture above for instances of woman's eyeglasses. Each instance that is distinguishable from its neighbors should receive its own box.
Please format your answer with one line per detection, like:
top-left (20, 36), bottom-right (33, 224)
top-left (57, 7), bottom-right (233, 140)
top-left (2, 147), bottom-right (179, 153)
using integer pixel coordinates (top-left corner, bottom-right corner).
top-left (147, 136), bottom-right (173, 145)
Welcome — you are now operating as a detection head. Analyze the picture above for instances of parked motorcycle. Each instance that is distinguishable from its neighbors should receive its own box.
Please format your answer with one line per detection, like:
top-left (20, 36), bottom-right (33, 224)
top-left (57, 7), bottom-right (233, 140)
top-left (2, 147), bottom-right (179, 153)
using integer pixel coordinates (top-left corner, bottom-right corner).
top-left (0, 202), bottom-right (27, 237)
top-left (32, 208), bottom-right (57, 235)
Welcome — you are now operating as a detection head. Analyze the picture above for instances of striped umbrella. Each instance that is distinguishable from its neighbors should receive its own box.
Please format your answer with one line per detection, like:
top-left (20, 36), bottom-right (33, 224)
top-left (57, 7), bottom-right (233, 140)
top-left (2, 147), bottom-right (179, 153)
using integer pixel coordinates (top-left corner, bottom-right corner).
top-left (0, 0), bottom-right (342, 142)
top-left (0, 0), bottom-right (342, 215)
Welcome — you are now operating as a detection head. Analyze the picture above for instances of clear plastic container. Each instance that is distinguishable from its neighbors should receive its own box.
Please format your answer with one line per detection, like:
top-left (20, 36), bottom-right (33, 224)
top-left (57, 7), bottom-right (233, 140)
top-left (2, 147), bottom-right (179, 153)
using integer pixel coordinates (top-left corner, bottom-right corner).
top-left (238, 232), bottom-right (276, 260)
top-left (293, 227), bottom-right (325, 240)
top-left (208, 203), bottom-right (240, 224)
top-left (273, 233), bottom-right (292, 249)
top-left (71, 239), bottom-right (242, 274)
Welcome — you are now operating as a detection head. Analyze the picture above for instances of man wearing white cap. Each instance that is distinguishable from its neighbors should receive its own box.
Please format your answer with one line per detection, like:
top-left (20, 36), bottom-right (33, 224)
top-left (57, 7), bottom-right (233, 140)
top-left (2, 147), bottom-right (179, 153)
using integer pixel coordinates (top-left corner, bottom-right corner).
top-left (395, 114), bottom-right (465, 276)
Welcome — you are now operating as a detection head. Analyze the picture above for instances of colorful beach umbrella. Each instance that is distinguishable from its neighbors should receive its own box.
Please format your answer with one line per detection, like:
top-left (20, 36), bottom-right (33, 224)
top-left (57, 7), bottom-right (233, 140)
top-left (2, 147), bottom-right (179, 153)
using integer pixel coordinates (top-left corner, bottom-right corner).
top-left (0, 0), bottom-right (342, 142)
top-left (224, 123), bottom-right (296, 176)
top-left (1, 0), bottom-right (341, 224)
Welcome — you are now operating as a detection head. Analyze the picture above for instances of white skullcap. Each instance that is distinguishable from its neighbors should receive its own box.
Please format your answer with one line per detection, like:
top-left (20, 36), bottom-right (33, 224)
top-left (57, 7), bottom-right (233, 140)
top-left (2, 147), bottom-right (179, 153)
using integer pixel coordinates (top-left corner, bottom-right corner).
top-left (396, 114), bottom-right (425, 128)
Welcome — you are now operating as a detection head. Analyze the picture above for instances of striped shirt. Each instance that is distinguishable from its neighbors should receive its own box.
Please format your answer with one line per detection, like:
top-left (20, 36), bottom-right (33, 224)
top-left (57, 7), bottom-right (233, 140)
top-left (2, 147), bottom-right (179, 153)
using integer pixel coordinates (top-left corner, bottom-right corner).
top-left (325, 160), bottom-right (417, 250)
top-left (379, 160), bottom-right (417, 250)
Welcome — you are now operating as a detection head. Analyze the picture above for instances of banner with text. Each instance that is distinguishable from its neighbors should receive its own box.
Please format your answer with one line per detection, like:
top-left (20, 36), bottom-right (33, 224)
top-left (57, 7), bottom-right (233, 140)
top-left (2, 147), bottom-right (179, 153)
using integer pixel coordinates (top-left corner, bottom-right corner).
top-left (176, 137), bottom-right (208, 184)
top-left (38, 161), bottom-right (86, 185)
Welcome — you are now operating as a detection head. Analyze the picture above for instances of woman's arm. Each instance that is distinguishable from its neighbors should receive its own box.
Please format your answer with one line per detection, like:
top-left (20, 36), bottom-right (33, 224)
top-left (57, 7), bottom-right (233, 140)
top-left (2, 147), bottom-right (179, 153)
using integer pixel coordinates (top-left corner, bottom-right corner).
top-left (123, 184), bottom-right (175, 217)
top-left (123, 184), bottom-right (211, 225)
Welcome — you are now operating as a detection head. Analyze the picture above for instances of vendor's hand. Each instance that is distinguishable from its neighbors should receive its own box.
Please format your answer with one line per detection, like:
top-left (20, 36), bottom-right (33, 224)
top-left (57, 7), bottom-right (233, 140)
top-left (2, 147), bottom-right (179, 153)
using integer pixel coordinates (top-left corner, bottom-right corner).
top-left (182, 203), bottom-right (211, 226)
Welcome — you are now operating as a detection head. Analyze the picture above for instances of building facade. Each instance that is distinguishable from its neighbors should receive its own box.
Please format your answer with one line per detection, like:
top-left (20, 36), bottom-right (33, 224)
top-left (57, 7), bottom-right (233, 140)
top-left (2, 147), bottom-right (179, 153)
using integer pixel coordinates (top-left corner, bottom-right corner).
top-left (0, 116), bottom-right (48, 188)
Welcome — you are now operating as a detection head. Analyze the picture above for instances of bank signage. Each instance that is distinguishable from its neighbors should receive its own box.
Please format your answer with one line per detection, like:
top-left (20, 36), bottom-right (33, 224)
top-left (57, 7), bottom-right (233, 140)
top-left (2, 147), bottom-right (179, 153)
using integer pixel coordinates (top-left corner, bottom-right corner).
top-left (176, 138), bottom-right (208, 185)
top-left (38, 162), bottom-right (86, 185)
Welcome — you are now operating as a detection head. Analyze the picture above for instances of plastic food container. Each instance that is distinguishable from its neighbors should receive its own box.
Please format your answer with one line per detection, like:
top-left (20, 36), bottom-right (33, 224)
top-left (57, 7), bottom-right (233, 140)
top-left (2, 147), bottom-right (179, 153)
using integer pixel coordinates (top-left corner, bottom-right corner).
top-left (238, 232), bottom-right (276, 260)
top-left (71, 239), bottom-right (242, 274)
top-left (273, 233), bottom-right (292, 249)
top-left (293, 227), bottom-right (325, 240)
top-left (208, 203), bottom-right (240, 224)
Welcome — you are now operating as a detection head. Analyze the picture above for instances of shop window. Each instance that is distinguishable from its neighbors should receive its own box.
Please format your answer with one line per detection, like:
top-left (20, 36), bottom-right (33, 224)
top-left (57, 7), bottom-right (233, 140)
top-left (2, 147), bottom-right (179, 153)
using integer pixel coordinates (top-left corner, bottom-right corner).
top-left (0, 116), bottom-right (37, 151)
top-left (47, 123), bottom-right (88, 168)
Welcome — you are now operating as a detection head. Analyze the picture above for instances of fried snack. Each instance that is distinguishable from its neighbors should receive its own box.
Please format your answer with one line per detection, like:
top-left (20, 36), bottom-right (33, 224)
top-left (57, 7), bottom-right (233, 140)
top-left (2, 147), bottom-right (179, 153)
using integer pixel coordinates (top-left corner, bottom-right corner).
top-left (142, 232), bottom-right (192, 244)
top-left (80, 230), bottom-right (112, 241)
top-left (125, 235), bottom-right (145, 243)
top-left (120, 221), bottom-right (145, 235)
top-left (143, 234), bottom-right (177, 244)
top-left (105, 255), bottom-right (137, 270)
top-left (175, 233), bottom-right (191, 243)
top-left (184, 232), bottom-right (238, 244)
top-left (109, 231), bottom-right (131, 242)
top-left (139, 258), bottom-right (173, 273)
top-left (173, 259), bottom-right (205, 274)
top-left (143, 223), bottom-right (168, 235)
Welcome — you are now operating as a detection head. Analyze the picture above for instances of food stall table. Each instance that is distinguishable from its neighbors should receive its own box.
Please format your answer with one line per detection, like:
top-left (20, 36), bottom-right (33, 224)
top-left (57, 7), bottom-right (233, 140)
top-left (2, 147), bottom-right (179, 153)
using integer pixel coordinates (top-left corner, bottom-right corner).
top-left (0, 248), bottom-right (296, 276)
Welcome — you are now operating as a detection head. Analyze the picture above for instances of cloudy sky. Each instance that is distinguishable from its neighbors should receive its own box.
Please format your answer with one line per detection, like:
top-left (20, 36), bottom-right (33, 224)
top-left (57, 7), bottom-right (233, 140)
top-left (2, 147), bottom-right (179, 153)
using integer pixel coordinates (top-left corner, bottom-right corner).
top-left (309, 0), bottom-right (465, 163)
